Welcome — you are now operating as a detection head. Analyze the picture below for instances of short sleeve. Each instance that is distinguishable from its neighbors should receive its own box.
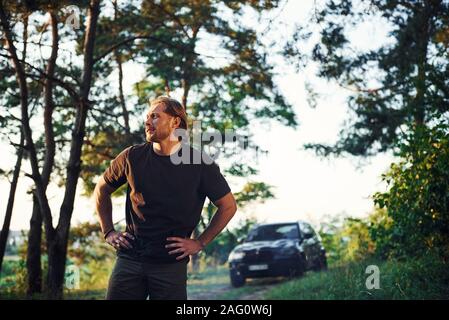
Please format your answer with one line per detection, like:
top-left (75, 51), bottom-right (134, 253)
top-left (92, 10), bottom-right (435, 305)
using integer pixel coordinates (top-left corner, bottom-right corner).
top-left (103, 147), bottom-right (131, 189)
top-left (199, 160), bottom-right (231, 203)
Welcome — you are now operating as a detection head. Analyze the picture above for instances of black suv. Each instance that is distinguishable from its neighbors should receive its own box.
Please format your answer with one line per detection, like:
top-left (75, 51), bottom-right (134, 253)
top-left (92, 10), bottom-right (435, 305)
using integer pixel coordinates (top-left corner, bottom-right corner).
top-left (228, 221), bottom-right (327, 287)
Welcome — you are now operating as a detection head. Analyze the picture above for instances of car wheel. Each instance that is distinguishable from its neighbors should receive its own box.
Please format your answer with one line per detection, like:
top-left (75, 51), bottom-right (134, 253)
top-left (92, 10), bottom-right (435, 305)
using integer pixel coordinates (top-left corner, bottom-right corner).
top-left (313, 256), bottom-right (327, 271)
top-left (320, 256), bottom-right (328, 270)
top-left (288, 267), bottom-right (302, 278)
top-left (289, 258), bottom-right (305, 278)
top-left (230, 269), bottom-right (246, 288)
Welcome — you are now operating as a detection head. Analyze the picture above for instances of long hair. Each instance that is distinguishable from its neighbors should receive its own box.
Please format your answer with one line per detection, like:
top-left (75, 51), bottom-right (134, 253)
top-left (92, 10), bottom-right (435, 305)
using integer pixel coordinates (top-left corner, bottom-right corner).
top-left (149, 96), bottom-right (188, 130)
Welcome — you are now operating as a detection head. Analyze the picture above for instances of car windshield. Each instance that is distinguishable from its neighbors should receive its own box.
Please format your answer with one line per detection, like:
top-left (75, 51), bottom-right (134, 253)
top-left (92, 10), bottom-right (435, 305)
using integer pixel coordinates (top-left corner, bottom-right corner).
top-left (246, 224), bottom-right (299, 242)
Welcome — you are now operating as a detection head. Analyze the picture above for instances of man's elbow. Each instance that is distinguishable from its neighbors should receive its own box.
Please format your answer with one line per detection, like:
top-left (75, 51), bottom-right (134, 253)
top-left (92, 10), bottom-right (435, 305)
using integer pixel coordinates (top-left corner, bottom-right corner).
top-left (224, 193), bottom-right (237, 216)
top-left (214, 192), bottom-right (237, 217)
top-left (230, 196), bottom-right (237, 215)
top-left (94, 176), bottom-right (114, 200)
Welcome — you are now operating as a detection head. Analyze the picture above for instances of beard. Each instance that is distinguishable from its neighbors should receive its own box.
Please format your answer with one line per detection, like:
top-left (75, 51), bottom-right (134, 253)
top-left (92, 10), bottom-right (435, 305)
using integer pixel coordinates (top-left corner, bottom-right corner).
top-left (146, 127), bottom-right (171, 143)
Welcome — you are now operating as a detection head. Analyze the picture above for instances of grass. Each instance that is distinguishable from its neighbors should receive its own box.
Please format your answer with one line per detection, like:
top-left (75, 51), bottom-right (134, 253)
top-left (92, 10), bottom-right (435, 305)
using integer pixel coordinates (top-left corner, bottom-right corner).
top-left (264, 254), bottom-right (449, 300)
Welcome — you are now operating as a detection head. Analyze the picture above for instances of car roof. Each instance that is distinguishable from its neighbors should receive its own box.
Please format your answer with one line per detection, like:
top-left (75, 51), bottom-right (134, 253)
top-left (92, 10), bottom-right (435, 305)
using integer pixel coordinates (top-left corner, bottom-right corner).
top-left (254, 221), bottom-right (311, 227)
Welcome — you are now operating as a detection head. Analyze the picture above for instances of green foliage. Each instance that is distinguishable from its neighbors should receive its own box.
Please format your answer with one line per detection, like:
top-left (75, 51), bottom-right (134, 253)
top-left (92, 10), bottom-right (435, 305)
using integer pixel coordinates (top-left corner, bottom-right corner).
top-left (234, 182), bottom-right (275, 207)
top-left (0, 259), bottom-right (27, 296)
top-left (0, 231), bottom-right (34, 297)
top-left (68, 221), bottom-right (116, 267)
top-left (373, 120), bottom-right (449, 258)
top-left (367, 207), bottom-right (394, 259)
top-left (319, 214), bottom-right (375, 266)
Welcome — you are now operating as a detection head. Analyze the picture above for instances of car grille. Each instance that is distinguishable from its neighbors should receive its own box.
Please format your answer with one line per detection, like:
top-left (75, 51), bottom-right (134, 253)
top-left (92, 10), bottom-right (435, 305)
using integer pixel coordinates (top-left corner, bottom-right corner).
top-left (242, 249), bottom-right (273, 263)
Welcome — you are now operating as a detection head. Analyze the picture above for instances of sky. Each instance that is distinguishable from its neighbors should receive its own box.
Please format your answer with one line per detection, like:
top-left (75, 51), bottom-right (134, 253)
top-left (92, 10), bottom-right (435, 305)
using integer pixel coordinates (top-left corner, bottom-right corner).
top-left (0, 0), bottom-right (395, 231)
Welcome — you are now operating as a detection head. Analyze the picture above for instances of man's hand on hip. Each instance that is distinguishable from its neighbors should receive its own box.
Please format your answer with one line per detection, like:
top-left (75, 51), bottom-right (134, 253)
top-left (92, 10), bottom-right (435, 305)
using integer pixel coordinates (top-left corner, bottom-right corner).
top-left (106, 231), bottom-right (135, 250)
top-left (166, 237), bottom-right (205, 260)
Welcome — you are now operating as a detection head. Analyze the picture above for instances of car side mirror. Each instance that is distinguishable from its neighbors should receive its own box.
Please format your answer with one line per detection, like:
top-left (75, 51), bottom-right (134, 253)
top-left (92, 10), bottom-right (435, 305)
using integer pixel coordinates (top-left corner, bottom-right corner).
top-left (303, 233), bottom-right (314, 240)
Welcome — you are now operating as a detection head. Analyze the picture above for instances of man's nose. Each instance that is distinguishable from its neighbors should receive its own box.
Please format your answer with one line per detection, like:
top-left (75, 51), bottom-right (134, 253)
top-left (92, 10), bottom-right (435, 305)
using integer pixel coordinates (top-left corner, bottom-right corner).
top-left (146, 123), bottom-right (155, 131)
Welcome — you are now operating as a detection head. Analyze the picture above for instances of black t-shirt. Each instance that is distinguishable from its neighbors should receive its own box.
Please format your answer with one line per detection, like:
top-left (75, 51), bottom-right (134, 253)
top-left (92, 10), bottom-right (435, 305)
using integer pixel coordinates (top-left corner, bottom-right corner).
top-left (103, 142), bottom-right (231, 263)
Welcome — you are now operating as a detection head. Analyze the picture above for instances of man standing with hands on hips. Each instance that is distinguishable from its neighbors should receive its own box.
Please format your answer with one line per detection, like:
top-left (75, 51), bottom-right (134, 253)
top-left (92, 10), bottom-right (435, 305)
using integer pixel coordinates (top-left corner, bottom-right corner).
top-left (94, 96), bottom-right (237, 300)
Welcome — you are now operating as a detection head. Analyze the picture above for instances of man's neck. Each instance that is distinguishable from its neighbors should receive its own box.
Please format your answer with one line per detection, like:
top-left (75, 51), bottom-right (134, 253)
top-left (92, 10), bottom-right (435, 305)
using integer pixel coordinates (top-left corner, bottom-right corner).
top-left (152, 140), bottom-right (181, 156)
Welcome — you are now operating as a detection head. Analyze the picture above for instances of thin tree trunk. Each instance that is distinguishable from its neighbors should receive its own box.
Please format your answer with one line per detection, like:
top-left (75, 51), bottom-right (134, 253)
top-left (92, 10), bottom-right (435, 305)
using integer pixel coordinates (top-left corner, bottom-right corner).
top-left (113, 0), bottom-right (130, 137)
top-left (115, 52), bottom-right (130, 136)
top-left (46, 0), bottom-right (101, 299)
top-left (181, 79), bottom-right (190, 110)
top-left (26, 10), bottom-right (59, 297)
top-left (0, 132), bottom-right (25, 277)
top-left (414, 3), bottom-right (432, 126)
top-left (181, 27), bottom-right (199, 110)
top-left (26, 196), bottom-right (43, 296)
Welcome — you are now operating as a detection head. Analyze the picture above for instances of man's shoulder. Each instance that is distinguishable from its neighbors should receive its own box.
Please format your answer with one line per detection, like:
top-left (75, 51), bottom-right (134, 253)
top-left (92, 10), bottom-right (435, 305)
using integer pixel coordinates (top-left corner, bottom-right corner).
top-left (129, 143), bottom-right (148, 152)
top-left (116, 143), bottom-right (147, 159)
top-left (121, 143), bottom-right (149, 160)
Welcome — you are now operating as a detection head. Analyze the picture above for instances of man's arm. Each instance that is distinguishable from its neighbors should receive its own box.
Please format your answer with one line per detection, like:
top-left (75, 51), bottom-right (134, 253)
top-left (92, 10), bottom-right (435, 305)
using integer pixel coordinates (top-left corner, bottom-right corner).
top-left (94, 176), bottom-right (134, 249)
top-left (196, 192), bottom-right (237, 247)
top-left (166, 192), bottom-right (237, 260)
top-left (94, 176), bottom-right (116, 236)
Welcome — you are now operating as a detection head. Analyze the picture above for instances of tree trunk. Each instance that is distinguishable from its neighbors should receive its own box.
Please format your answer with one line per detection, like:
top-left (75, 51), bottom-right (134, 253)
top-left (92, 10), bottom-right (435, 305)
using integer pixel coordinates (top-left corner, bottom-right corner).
top-left (113, 0), bottom-right (130, 137)
top-left (46, 0), bottom-right (101, 299)
top-left (181, 79), bottom-right (190, 110)
top-left (115, 52), bottom-right (130, 136)
top-left (26, 10), bottom-right (59, 296)
top-left (0, 132), bottom-right (25, 277)
top-left (181, 27), bottom-right (199, 110)
top-left (413, 3), bottom-right (432, 126)
top-left (26, 195), bottom-right (43, 296)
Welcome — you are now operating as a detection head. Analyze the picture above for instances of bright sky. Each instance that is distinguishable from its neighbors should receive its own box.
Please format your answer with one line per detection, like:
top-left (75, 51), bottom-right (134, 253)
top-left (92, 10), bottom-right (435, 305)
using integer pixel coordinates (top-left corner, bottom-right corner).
top-left (0, 0), bottom-right (395, 231)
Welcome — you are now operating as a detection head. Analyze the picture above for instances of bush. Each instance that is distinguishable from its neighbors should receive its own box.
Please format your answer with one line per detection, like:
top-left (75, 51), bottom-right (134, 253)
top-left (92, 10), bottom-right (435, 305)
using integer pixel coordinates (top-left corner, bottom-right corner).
top-left (374, 120), bottom-right (449, 258)
top-left (319, 215), bottom-right (376, 266)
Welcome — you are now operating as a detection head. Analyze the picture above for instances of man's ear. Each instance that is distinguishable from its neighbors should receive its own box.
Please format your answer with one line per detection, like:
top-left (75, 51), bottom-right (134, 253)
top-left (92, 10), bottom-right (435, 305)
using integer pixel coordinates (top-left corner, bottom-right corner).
top-left (172, 116), bottom-right (181, 129)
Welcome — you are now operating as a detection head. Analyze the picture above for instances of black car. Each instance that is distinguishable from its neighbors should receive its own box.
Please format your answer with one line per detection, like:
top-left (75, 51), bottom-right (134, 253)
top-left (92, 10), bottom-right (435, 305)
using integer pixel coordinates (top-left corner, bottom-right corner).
top-left (228, 221), bottom-right (327, 287)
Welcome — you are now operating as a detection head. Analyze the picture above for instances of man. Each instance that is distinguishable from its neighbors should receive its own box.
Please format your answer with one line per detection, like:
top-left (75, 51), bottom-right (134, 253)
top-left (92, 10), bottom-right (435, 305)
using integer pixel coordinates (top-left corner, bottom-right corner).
top-left (94, 96), bottom-right (237, 300)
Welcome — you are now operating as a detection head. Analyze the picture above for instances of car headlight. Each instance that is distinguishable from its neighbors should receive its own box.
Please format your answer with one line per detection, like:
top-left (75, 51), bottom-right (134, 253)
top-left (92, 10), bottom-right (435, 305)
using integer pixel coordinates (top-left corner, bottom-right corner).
top-left (228, 251), bottom-right (245, 261)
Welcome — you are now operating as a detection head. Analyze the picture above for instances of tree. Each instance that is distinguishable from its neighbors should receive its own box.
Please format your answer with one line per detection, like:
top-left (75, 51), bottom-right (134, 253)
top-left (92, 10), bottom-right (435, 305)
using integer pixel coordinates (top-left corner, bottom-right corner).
top-left (287, 0), bottom-right (449, 156)
top-left (0, 0), bottom-right (101, 298)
